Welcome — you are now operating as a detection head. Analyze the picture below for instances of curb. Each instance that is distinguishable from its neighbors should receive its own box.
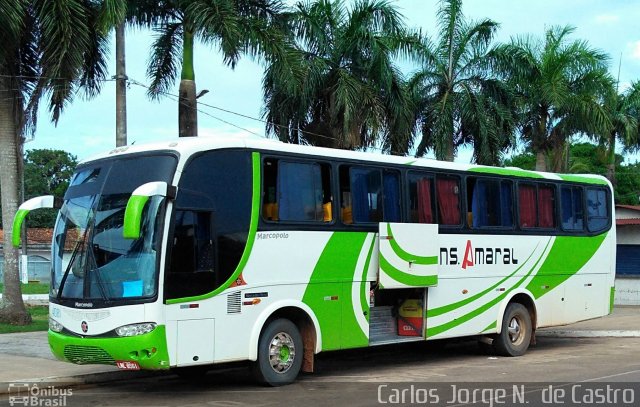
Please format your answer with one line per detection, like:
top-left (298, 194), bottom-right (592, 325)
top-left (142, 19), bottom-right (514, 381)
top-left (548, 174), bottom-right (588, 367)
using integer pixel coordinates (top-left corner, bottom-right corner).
top-left (537, 330), bottom-right (640, 338)
top-left (0, 370), bottom-right (159, 395)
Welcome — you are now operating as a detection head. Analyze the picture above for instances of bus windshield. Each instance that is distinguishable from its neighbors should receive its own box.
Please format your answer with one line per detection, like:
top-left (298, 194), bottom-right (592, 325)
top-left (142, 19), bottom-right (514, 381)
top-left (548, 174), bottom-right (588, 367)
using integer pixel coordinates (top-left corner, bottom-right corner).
top-left (50, 154), bottom-right (177, 303)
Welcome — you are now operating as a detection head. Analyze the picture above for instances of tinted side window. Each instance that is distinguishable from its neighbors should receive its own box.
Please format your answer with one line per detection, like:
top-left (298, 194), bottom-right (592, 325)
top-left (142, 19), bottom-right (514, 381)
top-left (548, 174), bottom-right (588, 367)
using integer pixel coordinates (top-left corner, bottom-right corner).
top-left (467, 178), bottom-right (513, 228)
top-left (166, 150), bottom-right (252, 300)
top-left (408, 172), bottom-right (435, 223)
top-left (518, 183), bottom-right (556, 229)
top-left (435, 175), bottom-right (461, 226)
top-left (561, 186), bottom-right (584, 231)
top-left (262, 158), bottom-right (332, 222)
top-left (166, 210), bottom-right (215, 299)
top-left (587, 187), bottom-right (608, 232)
top-left (339, 166), bottom-right (401, 224)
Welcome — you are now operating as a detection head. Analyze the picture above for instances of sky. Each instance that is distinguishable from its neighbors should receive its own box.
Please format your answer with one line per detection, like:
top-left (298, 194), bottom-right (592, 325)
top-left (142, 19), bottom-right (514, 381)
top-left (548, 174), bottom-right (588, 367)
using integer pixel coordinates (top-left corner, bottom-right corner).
top-left (29, 0), bottom-right (640, 164)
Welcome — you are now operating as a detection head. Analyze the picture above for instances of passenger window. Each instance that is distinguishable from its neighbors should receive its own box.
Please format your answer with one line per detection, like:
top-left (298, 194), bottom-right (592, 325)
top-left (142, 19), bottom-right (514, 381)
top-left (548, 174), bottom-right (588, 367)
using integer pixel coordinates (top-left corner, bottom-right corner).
top-left (408, 172), bottom-right (435, 223)
top-left (262, 158), bottom-right (332, 222)
top-left (519, 183), bottom-right (556, 229)
top-left (561, 186), bottom-right (584, 231)
top-left (587, 187), bottom-right (608, 232)
top-left (467, 178), bottom-right (513, 228)
top-left (383, 170), bottom-right (401, 222)
top-left (435, 175), bottom-right (461, 226)
top-left (339, 166), bottom-right (401, 224)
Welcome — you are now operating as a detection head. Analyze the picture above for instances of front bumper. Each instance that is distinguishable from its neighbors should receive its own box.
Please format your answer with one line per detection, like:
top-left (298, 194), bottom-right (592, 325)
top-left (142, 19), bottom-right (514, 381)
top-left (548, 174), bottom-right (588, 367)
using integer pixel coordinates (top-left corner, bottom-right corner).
top-left (48, 325), bottom-right (170, 370)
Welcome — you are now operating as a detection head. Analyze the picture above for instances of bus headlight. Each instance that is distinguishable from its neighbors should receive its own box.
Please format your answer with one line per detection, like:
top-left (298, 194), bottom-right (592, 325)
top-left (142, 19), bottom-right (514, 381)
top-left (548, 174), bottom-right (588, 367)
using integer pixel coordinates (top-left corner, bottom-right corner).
top-left (49, 318), bottom-right (63, 333)
top-left (115, 323), bottom-right (157, 337)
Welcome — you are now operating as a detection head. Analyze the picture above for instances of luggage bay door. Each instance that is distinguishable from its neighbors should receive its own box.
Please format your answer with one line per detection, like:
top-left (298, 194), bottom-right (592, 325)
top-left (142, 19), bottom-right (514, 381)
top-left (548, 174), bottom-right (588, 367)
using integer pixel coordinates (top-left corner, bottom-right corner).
top-left (378, 222), bottom-right (439, 289)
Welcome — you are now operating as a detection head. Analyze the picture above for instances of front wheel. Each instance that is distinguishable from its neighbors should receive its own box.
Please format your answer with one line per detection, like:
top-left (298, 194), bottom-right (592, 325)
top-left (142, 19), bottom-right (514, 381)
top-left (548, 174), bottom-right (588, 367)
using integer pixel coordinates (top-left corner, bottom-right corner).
top-left (493, 303), bottom-right (532, 357)
top-left (252, 318), bottom-right (303, 386)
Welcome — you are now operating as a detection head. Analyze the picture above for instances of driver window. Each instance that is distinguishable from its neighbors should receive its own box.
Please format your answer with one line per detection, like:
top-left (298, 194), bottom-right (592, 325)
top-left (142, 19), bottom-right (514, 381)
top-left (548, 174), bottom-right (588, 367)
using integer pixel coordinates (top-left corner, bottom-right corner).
top-left (166, 210), bottom-right (216, 299)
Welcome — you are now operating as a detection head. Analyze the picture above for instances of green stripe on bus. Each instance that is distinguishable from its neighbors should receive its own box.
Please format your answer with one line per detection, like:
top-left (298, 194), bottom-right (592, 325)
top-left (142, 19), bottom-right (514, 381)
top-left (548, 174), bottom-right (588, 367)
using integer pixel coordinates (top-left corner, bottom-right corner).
top-left (387, 223), bottom-right (438, 265)
top-left (379, 254), bottom-right (438, 287)
top-left (525, 233), bottom-right (607, 299)
top-left (166, 151), bottom-right (261, 304)
top-left (303, 232), bottom-right (369, 351)
top-left (557, 174), bottom-right (608, 185)
top-left (482, 320), bottom-right (497, 333)
top-left (426, 244), bottom-right (540, 318)
top-left (469, 167), bottom-right (544, 179)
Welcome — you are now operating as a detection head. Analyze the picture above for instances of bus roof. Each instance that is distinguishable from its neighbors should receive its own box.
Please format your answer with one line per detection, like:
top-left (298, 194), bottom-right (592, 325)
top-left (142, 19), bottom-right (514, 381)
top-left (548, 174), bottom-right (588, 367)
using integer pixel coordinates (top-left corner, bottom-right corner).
top-left (81, 135), bottom-right (610, 186)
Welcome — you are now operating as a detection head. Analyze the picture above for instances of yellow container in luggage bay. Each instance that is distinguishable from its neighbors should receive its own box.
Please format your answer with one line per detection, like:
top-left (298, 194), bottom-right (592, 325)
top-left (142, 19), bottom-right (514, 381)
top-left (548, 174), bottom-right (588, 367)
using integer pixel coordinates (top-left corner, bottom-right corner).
top-left (397, 299), bottom-right (424, 336)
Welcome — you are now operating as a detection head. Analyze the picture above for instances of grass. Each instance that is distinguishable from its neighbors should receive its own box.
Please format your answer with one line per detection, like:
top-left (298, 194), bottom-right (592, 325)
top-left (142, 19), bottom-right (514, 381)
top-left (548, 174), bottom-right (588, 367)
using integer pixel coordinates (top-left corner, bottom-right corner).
top-left (0, 283), bottom-right (49, 295)
top-left (0, 306), bottom-right (49, 334)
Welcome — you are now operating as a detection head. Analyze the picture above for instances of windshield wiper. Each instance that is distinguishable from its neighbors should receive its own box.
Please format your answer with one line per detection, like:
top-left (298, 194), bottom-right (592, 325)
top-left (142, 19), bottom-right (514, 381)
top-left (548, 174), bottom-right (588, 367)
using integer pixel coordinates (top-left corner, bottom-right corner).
top-left (57, 227), bottom-right (90, 300)
top-left (86, 243), bottom-right (111, 302)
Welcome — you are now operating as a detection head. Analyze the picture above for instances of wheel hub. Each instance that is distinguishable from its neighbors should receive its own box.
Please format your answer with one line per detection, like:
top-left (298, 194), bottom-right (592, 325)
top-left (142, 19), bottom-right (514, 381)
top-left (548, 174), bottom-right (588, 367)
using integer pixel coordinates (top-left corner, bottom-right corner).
top-left (508, 317), bottom-right (522, 344)
top-left (268, 332), bottom-right (296, 374)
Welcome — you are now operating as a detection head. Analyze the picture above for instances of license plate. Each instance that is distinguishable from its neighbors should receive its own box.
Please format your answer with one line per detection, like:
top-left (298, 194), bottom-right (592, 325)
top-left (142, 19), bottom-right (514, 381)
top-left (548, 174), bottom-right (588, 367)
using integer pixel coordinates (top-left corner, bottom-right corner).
top-left (116, 360), bottom-right (141, 370)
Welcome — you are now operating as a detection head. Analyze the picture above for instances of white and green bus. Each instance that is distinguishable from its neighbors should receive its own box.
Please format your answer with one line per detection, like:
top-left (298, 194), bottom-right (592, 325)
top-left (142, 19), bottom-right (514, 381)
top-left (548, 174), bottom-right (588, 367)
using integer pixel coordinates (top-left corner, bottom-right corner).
top-left (13, 137), bottom-right (616, 385)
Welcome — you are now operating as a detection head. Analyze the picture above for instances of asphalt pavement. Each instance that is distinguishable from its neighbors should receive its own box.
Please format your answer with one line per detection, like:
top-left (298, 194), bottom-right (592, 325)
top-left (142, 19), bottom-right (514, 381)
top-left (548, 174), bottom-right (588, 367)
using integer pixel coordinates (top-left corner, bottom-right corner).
top-left (0, 306), bottom-right (637, 393)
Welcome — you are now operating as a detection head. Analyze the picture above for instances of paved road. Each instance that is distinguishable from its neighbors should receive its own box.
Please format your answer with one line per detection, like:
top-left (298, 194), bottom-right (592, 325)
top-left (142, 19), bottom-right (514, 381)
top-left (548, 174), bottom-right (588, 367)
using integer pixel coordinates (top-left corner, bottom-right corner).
top-left (3, 336), bottom-right (638, 407)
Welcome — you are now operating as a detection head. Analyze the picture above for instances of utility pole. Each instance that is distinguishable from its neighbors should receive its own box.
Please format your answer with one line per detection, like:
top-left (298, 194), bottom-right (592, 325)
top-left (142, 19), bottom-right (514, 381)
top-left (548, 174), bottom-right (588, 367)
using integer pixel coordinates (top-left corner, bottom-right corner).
top-left (115, 23), bottom-right (127, 147)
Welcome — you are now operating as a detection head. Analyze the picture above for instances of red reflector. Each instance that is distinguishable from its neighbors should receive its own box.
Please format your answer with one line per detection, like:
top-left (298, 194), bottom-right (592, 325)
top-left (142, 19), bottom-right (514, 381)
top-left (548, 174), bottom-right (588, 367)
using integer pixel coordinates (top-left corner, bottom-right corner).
top-left (116, 361), bottom-right (141, 370)
top-left (189, 304), bottom-right (199, 308)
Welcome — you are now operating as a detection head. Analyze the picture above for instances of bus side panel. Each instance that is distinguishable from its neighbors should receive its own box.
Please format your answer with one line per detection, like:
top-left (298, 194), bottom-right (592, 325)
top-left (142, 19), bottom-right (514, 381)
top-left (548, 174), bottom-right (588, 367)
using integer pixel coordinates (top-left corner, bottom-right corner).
top-left (426, 234), bottom-right (550, 339)
top-left (426, 277), bottom-right (507, 339)
top-left (526, 232), bottom-right (612, 326)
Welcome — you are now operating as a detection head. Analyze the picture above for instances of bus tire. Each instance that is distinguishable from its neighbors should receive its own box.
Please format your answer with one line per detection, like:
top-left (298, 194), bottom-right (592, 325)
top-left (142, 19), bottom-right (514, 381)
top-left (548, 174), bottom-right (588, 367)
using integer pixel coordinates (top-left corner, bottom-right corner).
top-left (494, 303), bottom-right (531, 357)
top-left (252, 318), bottom-right (303, 386)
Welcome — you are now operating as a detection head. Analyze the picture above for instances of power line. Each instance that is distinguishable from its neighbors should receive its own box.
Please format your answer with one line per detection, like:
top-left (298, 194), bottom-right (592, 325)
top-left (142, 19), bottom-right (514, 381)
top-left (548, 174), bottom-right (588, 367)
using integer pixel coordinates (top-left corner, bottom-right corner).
top-left (125, 77), bottom-right (368, 147)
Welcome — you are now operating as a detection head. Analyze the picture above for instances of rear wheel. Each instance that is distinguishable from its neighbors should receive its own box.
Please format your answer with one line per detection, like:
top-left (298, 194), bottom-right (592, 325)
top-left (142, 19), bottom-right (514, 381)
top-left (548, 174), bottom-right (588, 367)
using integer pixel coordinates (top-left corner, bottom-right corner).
top-left (252, 318), bottom-right (303, 386)
top-left (494, 303), bottom-right (531, 357)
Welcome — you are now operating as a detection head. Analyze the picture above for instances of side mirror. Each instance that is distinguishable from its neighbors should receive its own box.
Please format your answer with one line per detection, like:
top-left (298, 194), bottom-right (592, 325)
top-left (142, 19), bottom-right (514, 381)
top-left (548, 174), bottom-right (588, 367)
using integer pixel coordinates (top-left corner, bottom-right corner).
top-left (12, 195), bottom-right (55, 247)
top-left (123, 182), bottom-right (173, 239)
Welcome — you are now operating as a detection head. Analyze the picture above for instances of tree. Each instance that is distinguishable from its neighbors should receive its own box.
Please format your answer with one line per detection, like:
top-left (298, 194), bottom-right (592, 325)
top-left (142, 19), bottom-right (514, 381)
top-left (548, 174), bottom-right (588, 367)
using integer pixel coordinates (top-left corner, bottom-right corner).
top-left (601, 81), bottom-right (640, 183)
top-left (0, 149), bottom-right (78, 228)
top-left (24, 150), bottom-right (78, 228)
top-left (262, 0), bottom-right (418, 153)
top-left (505, 142), bottom-right (610, 174)
top-left (409, 0), bottom-right (516, 164)
top-left (495, 26), bottom-right (611, 172)
top-left (123, 0), bottom-right (288, 138)
top-left (503, 142), bottom-right (640, 205)
top-left (616, 161), bottom-right (640, 205)
top-left (0, 0), bottom-right (107, 324)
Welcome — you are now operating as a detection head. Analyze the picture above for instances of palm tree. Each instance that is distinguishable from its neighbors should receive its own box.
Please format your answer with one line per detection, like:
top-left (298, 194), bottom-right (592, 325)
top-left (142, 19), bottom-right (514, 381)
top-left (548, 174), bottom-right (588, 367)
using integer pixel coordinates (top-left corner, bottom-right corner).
top-left (99, 1), bottom-right (129, 147)
top-left (0, 0), bottom-right (108, 324)
top-left (124, 0), bottom-right (288, 138)
top-left (495, 26), bottom-right (612, 172)
top-left (262, 0), bottom-right (419, 152)
top-left (409, 0), bottom-right (516, 164)
top-left (602, 81), bottom-right (640, 183)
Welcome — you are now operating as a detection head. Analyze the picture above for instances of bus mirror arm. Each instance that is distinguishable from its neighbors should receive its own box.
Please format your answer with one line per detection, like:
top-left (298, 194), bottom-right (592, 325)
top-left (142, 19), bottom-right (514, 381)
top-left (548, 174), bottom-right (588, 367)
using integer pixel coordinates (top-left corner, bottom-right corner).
top-left (123, 181), bottom-right (174, 240)
top-left (12, 195), bottom-right (58, 247)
